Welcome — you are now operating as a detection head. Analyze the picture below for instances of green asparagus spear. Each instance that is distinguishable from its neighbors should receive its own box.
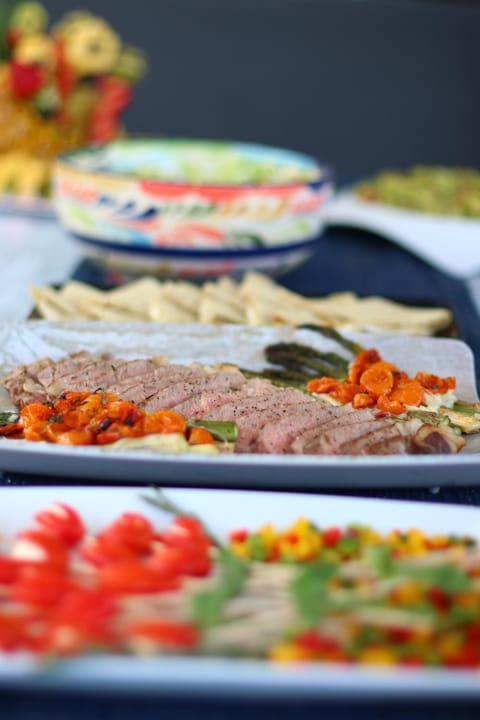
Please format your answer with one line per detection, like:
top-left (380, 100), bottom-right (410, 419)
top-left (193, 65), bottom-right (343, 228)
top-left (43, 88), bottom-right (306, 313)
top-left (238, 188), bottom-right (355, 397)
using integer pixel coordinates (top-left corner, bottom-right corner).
top-left (265, 343), bottom-right (347, 379)
top-left (297, 324), bottom-right (364, 356)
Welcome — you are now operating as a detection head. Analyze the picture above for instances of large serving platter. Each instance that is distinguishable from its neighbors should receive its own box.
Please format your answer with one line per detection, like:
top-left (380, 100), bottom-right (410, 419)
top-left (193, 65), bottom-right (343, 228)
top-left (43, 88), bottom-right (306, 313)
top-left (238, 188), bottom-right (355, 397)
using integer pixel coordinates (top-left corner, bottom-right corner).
top-left (325, 190), bottom-right (480, 279)
top-left (0, 321), bottom-right (479, 488)
top-left (1, 485), bottom-right (480, 698)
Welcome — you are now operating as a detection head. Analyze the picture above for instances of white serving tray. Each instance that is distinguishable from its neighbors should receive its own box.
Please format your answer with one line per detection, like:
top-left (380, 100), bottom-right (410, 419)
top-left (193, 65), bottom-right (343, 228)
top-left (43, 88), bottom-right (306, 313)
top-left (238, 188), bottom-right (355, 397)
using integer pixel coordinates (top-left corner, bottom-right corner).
top-left (0, 321), bottom-right (478, 488)
top-left (1, 486), bottom-right (480, 698)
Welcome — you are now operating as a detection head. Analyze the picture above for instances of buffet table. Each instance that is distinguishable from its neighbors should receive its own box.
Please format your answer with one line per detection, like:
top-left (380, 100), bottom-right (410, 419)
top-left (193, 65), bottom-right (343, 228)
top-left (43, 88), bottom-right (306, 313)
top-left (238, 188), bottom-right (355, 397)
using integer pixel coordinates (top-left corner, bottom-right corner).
top-left (1, 212), bottom-right (480, 717)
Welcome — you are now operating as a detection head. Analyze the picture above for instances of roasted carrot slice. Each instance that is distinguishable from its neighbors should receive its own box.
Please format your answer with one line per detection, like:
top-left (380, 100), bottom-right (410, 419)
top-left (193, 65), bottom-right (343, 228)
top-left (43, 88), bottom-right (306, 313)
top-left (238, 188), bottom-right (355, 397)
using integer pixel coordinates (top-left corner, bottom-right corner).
top-left (352, 392), bottom-right (376, 409)
top-left (307, 377), bottom-right (340, 395)
top-left (347, 349), bottom-right (382, 383)
top-left (331, 382), bottom-right (363, 404)
top-left (187, 427), bottom-right (215, 445)
top-left (390, 379), bottom-right (425, 408)
top-left (359, 362), bottom-right (398, 396)
top-left (0, 422), bottom-right (23, 437)
top-left (415, 372), bottom-right (456, 394)
top-left (54, 429), bottom-right (96, 445)
top-left (142, 410), bottom-right (187, 436)
top-left (20, 403), bottom-right (53, 424)
top-left (354, 349), bottom-right (382, 367)
top-left (377, 394), bottom-right (406, 415)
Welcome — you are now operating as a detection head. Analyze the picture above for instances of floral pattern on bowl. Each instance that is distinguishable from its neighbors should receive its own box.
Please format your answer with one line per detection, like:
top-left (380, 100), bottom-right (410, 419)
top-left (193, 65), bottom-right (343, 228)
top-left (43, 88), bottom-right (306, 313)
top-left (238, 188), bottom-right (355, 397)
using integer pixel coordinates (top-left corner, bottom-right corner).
top-left (53, 139), bottom-right (333, 277)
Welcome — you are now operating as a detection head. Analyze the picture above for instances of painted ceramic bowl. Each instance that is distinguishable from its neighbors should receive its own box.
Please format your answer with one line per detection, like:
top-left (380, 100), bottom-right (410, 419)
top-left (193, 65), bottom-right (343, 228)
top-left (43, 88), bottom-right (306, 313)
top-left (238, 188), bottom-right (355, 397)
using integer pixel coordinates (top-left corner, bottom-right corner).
top-left (53, 138), bottom-right (334, 279)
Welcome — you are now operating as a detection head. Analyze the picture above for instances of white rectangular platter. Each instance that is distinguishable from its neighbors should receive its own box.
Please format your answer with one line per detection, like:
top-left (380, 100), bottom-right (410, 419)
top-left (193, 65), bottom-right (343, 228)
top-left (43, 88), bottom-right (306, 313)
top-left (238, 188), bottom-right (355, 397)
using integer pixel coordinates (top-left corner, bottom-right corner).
top-left (0, 321), bottom-right (479, 489)
top-left (1, 485), bottom-right (480, 698)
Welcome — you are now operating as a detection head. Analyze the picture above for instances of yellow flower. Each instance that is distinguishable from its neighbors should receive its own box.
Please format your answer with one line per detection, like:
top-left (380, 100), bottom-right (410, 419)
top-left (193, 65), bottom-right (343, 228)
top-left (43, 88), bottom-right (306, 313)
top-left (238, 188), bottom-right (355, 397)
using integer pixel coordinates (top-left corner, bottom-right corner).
top-left (62, 17), bottom-right (121, 76)
top-left (114, 45), bottom-right (147, 83)
top-left (14, 34), bottom-right (55, 69)
top-left (9, 2), bottom-right (48, 35)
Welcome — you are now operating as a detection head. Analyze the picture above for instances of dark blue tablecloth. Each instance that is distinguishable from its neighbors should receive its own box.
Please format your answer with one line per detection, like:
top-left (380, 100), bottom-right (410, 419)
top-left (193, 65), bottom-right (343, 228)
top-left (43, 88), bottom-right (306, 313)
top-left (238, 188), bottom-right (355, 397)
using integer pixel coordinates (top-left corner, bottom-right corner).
top-left (2, 225), bottom-right (480, 717)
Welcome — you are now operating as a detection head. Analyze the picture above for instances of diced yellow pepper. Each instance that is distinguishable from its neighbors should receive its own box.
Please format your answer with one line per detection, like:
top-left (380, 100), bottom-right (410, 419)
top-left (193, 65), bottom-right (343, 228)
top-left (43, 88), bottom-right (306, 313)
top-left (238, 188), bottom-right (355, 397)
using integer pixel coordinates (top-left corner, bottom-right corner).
top-left (357, 646), bottom-right (397, 666)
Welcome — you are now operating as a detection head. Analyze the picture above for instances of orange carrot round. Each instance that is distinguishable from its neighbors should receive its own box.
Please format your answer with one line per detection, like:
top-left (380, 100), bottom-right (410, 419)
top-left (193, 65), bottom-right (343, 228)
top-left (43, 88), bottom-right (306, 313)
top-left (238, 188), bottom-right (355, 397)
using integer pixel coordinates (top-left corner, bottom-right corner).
top-left (187, 427), bottom-right (215, 445)
top-left (359, 362), bottom-right (398, 396)
top-left (389, 379), bottom-right (425, 408)
top-left (352, 392), bottom-right (376, 409)
top-left (307, 377), bottom-right (340, 395)
top-left (377, 394), bottom-right (406, 415)
top-left (415, 372), bottom-right (456, 394)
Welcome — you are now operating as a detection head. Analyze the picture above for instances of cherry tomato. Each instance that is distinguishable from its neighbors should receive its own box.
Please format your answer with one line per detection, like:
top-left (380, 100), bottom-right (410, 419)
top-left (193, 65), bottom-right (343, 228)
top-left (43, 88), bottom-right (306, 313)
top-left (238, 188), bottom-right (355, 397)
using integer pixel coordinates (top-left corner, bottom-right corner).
top-left (12, 529), bottom-right (69, 570)
top-left (35, 503), bottom-right (85, 547)
top-left (98, 513), bottom-right (155, 554)
top-left (97, 561), bottom-right (181, 595)
top-left (9, 565), bottom-right (72, 607)
top-left (322, 527), bottom-right (342, 548)
top-left (0, 612), bottom-right (31, 651)
top-left (43, 587), bottom-right (119, 656)
top-left (0, 555), bottom-right (20, 584)
top-left (125, 619), bottom-right (199, 649)
top-left (147, 545), bottom-right (187, 577)
top-left (79, 536), bottom-right (138, 567)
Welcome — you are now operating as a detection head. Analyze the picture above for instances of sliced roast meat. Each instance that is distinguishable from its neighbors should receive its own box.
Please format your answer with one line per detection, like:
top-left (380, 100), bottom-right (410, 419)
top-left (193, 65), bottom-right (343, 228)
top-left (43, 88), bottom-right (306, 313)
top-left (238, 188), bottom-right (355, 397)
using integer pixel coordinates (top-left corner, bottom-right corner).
top-left (252, 402), bottom-right (350, 454)
top-left (288, 405), bottom-right (377, 455)
top-left (289, 406), bottom-right (371, 454)
top-left (235, 396), bottom-right (316, 453)
top-left (336, 423), bottom-right (407, 455)
top-left (172, 378), bottom-right (275, 418)
top-left (3, 352), bottom-right (96, 407)
top-left (201, 386), bottom-right (307, 422)
top-left (33, 351), bottom-right (98, 387)
top-left (142, 366), bottom-right (247, 412)
top-left (111, 364), bottom-right (198, 405)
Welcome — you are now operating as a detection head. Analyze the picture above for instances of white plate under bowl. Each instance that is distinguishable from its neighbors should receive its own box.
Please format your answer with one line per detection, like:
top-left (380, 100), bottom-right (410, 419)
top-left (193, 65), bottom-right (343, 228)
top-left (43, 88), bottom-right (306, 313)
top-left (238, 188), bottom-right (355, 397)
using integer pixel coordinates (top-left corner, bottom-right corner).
top-left (0, 194), bottom-right (54, 219)
top-left (0, 321), bottom-right (479, 487)
top-left (325, 191), bottom-right (480, 279)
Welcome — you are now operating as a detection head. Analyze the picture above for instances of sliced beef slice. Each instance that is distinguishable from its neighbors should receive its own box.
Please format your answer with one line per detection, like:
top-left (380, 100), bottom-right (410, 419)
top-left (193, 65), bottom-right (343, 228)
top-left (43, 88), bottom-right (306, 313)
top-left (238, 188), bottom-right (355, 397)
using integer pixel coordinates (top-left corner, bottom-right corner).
top-left (201, 386), bottom-right (308, 423)
top-left (3, 352), bottom-right (96, 407)
top-left (172, 378), bottom-right (276, 418)
top-left (337, 423), bottom-right (407, 455)
top-left (299, 417), bottom-right (399, 455)
top-left (142, 366), bottom-right (247, 412)
top-left (110, 364), bottom-right (195, 404)
top-left (250, 401), bottom-right (346, 454)
top-left (289, 406), bottom-right (372, 453)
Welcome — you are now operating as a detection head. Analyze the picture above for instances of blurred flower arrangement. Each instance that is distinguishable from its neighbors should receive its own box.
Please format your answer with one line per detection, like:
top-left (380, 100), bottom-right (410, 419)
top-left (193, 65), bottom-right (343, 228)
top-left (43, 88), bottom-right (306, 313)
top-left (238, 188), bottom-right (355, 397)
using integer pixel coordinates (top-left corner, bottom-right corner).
top-left (0, 1), bottom-right (147, 197)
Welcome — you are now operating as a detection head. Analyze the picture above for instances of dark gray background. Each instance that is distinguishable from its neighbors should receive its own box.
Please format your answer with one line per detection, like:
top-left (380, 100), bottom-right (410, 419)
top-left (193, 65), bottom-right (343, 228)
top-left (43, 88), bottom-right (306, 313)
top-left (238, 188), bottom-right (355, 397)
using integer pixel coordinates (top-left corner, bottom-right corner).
top-left (42, 0), bottom-right (479, 181)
